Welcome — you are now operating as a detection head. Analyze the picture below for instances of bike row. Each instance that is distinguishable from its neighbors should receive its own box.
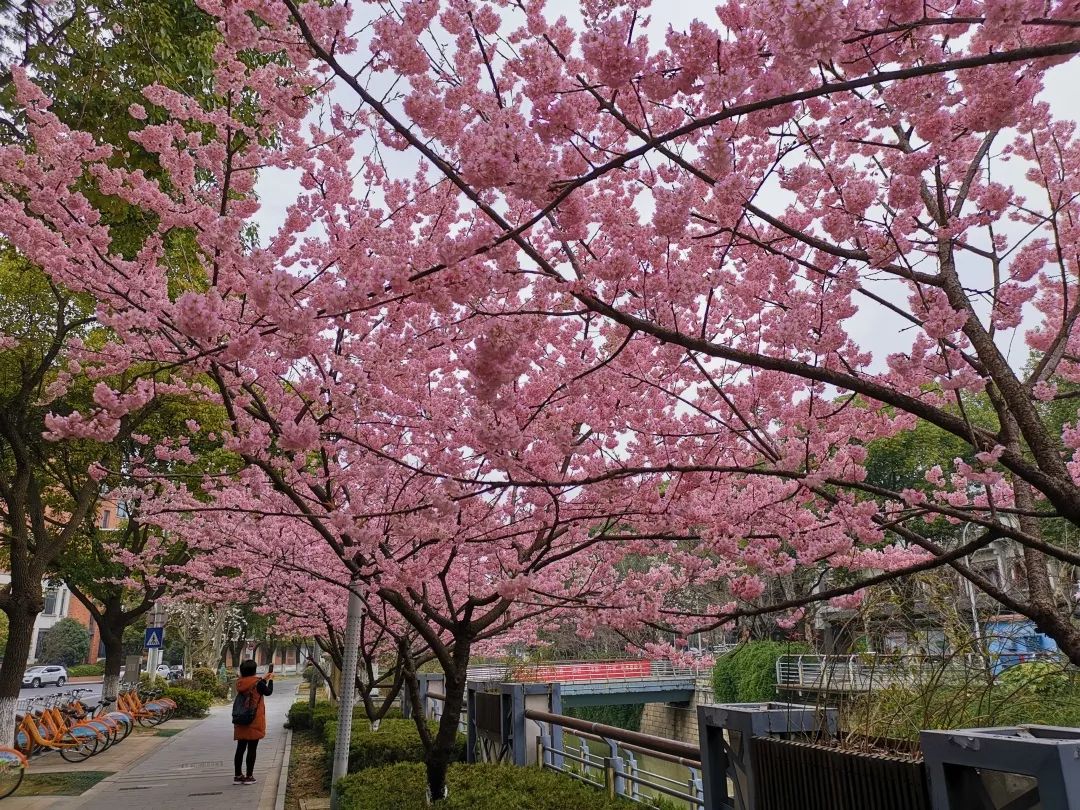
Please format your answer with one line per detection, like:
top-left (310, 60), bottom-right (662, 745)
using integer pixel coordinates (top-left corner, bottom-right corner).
top-left (0, 682), bottom-right (178, 800)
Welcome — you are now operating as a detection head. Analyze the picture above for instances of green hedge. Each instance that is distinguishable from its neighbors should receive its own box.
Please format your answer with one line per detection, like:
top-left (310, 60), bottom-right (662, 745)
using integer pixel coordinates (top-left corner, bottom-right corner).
top-left (287, 701), bottom-right (316, 730)
top-left (191, 667), bottom-right (228, 699)
top-left (336, 762), bottom-right (636, 809)
top-left (711, 641), bottom-right (810, 703)
top-left (323, 717), bottom-right (464, 773)
top-left (313, 701), bottom-right (338, 736)
top-left (67, 664), bottom-right (105, 677)
top-left (163, 687), bottom-right (213, 718)
top-left (296, 700), bottom-right (403, 733)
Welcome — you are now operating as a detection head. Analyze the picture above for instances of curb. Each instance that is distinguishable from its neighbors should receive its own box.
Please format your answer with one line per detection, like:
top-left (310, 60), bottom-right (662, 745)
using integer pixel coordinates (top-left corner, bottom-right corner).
top-left (273, 726), bottom-right (294, 810)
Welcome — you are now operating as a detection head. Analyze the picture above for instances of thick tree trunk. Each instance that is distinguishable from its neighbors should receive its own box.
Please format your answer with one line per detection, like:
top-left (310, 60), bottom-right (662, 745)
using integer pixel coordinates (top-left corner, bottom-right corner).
top-left (1013, 479), bottom-right (1080, 665)
top-left (423, 659), bottom-right (469, 802)
top-left (0, 597), bottom-right (41, 745)
top-left (100, 629), bottom-right (124, 705)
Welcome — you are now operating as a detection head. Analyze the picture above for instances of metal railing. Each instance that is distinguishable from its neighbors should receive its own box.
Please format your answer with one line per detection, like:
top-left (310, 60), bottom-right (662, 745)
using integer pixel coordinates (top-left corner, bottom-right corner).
top-left (422, 690), bottom-right (468, 735)
top-left (775, 653), bottom-right (1000, 691)
top-left (526, 708), bottom-right (704, 808)
top-left (467, 658), bottom-right (708, 685)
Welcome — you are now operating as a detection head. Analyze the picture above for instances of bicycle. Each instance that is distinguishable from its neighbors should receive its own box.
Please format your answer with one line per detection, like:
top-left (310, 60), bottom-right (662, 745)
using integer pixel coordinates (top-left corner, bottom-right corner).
top-left (67, 689), bottom-right (132, 744)
top-left (15, 697), bottom-right (102, 762)
top-left (0, 746), bottom-right (27, 799)
top-left (117, 683), bottom-right (174, 726)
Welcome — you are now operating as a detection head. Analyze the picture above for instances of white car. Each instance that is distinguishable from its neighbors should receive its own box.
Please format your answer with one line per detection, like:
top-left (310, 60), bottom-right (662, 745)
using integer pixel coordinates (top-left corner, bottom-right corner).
top-left (23, 665), bottom-right (67, 688)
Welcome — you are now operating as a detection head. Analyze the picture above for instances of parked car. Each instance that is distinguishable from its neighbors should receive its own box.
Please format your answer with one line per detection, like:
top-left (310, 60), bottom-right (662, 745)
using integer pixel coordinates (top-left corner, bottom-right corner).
top-left (23, 665), bottom-right (67, 688)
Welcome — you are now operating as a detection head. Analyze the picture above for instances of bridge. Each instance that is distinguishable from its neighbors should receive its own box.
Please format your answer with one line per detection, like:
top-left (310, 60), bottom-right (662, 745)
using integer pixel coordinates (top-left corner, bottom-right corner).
top-left (466, 659), bottom-right (707, 706)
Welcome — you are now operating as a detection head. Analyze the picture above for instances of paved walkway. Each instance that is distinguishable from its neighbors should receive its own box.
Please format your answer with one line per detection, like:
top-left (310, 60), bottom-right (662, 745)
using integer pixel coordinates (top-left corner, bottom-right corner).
top-left (63, 678), bottom-right (296, 810)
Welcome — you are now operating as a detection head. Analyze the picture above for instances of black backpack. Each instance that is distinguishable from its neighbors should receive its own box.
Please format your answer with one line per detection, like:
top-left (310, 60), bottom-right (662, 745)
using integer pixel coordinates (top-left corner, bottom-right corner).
top-left (232, 687), bottom-right (257, 726)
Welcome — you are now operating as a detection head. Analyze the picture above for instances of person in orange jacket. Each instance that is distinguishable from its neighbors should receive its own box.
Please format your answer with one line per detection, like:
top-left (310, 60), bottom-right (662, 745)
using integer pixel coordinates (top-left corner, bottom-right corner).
top-left (233, 660), bottom-right (274, 785)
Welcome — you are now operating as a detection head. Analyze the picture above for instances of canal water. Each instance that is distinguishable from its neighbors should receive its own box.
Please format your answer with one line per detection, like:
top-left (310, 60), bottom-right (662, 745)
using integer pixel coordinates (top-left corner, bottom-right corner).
top-left (563, 733), bottom-right (697, 808)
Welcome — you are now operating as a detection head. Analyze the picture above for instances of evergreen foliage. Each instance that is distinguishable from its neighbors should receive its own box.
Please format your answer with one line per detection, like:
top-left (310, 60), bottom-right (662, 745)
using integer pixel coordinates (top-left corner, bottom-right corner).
top-left (711, 641), bottom-right (810, 704)
top-left (39, 618), bottom-right (90, 667)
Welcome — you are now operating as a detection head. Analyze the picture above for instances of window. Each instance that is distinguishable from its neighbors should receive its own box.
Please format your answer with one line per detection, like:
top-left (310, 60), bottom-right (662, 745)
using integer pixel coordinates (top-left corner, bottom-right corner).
top-left (33, 631), bottom-right (48, 660)
top-left (100, 510), bottom-right (111, 529)
top-left (42, 586), bottom-right (58, 616)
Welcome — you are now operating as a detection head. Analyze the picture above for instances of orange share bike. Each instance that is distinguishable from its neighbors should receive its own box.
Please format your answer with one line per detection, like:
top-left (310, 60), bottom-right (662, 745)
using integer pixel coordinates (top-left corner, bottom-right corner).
top-left (0, 746), bottom-right (27, 800)
top-left (14, 696), bottom-right (103, 762)
top-left (116, 683), bottom-right (175, 726)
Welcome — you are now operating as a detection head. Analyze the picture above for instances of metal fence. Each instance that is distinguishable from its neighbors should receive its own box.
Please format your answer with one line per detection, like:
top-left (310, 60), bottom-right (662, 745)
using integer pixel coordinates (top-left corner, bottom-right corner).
top-left (526, 708), bottom-right (704, 808)
top-left (423, 690), bottom-right (468, 735)
top-left (775, 654), bottom-right (997, 691)
top-left (752, 736), bottom-right (930, 810)
top-left (467, 658), bottom-right (709, 685)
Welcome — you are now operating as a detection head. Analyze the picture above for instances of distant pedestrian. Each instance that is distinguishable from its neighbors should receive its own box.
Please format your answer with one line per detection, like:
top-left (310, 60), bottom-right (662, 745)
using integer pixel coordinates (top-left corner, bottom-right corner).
top-left (232, 660), bottom-right (274, 786)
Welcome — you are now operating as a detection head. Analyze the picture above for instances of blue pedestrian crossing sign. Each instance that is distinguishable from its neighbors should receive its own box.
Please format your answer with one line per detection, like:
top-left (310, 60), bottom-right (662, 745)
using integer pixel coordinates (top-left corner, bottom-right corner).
top-left (144, 627), bottom-right (164, 649)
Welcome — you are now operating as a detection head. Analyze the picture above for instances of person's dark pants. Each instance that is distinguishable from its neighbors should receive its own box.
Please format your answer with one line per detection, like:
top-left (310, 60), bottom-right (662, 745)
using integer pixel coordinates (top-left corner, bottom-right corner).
top-left (235, 739), bottom-right (258, 778)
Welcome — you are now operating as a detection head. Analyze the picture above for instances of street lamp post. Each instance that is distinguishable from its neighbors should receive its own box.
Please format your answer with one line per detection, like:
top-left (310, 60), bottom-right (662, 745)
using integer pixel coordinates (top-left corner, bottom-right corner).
top-left (329, 586), bottom-right (363, 810)
top-left (961, 515), bottom-right (1021, 657)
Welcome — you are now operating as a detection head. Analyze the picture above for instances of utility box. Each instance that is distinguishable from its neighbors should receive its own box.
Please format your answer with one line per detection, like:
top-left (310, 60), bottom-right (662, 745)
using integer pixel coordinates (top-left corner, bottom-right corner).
top-left (698, 702), bottom-right (838, 810)
top-left (922, 725), bottom-right (1080, 809)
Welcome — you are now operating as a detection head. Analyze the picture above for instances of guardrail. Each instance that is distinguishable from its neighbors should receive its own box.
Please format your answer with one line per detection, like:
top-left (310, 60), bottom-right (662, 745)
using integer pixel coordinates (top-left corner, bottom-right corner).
top-left (467, 659), bottom-right (709, 685)
top-left (526, 708), bottom-right (704, 807)
top-left (775, 654), bottom-right (1005, 691)
top-left (422, 690), bottom-right (468, 735)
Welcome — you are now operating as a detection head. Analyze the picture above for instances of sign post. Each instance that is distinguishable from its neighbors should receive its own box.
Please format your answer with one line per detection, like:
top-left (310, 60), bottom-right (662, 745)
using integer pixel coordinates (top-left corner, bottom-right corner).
top-left (145, 604), bottom-right (167, 684)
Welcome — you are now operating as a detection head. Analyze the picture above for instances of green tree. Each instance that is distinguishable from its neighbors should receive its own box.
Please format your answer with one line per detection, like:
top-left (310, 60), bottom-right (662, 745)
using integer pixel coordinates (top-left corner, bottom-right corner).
top-left (55, 395), bottom-right (232, 704)
top-left (0, 0), bottom-right (219, 741)
top-left (40, 618), bottom-right (90, 667)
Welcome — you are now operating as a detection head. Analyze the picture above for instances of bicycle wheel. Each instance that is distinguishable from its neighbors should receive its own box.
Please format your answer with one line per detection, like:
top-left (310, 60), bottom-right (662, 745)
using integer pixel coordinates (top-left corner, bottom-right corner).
top-left (82, 721), bottom-right (113, 751)
top-left (104, 712), bottom-right (133, 741)
top-left (0, 749), bottom-right (26, 799)
top-left (58, 730), bottom-right (98, 763)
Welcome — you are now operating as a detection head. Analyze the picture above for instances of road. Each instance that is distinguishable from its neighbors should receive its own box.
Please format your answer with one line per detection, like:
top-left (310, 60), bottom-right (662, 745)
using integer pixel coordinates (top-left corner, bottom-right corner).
top-left (18, 680), bottom-right (102, 706)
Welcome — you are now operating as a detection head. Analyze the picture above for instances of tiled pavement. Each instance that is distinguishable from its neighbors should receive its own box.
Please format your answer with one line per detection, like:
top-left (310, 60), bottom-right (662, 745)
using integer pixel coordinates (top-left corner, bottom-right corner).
top-left (36, 679), bottom-right (297, 810)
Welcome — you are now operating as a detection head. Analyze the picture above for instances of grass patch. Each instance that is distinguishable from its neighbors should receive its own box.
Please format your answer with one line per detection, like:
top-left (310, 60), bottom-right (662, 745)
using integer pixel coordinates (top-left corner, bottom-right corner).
top-left (17, 770), bottom-right (112, 796)
top-left (285, 729), bottom-right (330, 810)
top-left (155, 728), bottom-right (183, 737)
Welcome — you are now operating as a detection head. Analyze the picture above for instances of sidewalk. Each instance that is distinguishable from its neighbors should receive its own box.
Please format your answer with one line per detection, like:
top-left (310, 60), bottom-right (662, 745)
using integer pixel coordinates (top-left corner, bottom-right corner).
top-left (57, 678), bottom-right (296, 810)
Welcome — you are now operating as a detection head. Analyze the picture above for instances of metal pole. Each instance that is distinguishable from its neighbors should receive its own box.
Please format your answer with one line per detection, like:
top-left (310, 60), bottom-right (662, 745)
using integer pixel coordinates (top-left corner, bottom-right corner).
top-left (960, 523), bottom-right (983, 649)
top-left (329, 587), bottom-right (363, 810)
top-left (309, 637), bottom-right (320, 710)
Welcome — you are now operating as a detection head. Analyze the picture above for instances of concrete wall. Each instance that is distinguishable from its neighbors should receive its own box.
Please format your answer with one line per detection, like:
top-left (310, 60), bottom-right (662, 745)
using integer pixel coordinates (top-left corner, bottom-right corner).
top-left (638, 682), bottom-right (714, 744)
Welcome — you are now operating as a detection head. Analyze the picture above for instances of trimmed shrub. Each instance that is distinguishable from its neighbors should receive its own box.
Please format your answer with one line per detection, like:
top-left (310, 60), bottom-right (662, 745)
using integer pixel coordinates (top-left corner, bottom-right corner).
top-left (312, 701), bottom-right (338, 736)
top-left (300, 701), bottom-right (405, 734)
top-left (711, 641), bottom-right (810, 703)
top-left (67, 663), bottom-right (105, 677)
top-left (323, 718), bottom-right (465, 773)
top-left (191, 667), bottom-right (227, 698)
top-left (287, 701), bottom-right (315, 730)
top-left (336, 762), bottom-right (636, 809)
top-left (163, 686), bottom-right (213, 718)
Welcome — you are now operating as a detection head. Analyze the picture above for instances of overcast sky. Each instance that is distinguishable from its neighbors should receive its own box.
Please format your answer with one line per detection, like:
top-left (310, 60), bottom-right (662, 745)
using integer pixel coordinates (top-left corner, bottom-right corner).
top-left (254, 4), bottom-right (1080, 373)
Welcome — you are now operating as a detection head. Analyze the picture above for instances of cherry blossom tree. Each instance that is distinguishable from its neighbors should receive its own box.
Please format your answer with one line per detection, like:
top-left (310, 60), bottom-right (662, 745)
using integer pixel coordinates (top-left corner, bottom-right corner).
top-left (4, 0), bottom-right (1080, 798)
